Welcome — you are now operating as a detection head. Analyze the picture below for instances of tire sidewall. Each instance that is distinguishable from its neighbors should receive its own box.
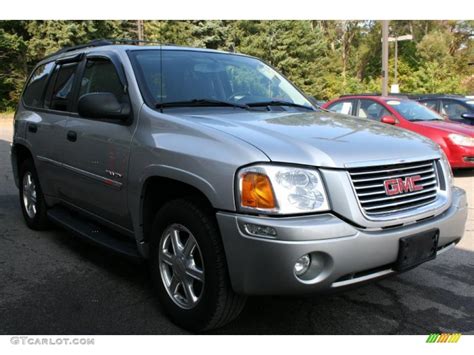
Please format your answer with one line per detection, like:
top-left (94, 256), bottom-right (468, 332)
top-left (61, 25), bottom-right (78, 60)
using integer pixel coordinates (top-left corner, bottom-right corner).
top-left (19, 160), bottom-right (47, 229)
top-left (149, 199), bottom-right (225, 331)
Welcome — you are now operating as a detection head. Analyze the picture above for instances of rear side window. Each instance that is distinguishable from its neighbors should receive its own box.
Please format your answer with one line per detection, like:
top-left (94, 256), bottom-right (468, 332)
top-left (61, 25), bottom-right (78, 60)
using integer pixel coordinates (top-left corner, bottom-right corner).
top-left (420, 100), bottom-right (438, 111)
top-left (79, 59), bottom-right (125, 102)
top-left (328, 100), bottom-right (354, 115)
top-left (44, 62), bottom-right (79, 112)
top-left (357, 99), bottom-right (391, 120)
top-left (441, 100), bottom-right (469, 120)
top-left (22, 62), bottom-right (55, 108)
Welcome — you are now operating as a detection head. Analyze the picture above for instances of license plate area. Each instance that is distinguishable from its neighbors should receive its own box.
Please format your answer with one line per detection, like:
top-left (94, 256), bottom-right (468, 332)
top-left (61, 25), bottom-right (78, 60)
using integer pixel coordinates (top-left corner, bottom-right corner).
top-left (395, 229), bottom-right (439, 271)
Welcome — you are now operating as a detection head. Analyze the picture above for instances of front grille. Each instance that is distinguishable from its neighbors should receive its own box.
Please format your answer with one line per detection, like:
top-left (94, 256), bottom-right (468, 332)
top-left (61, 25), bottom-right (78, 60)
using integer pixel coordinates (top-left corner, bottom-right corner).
top-left (348, 160), bottom-right (439, 217)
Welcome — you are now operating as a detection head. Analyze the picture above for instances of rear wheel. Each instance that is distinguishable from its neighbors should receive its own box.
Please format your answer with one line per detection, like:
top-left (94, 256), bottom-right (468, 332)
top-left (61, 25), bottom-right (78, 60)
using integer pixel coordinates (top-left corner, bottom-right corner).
top-left (149, 198), bottom-right (246, 332)
top-left (19, 159), bottom-right (49, 230)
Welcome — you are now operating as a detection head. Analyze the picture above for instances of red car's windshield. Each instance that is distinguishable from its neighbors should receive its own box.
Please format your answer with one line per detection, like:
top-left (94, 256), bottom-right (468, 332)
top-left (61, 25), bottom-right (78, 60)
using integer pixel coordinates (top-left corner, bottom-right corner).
top-left (385, 99), bottom-right (445, 122)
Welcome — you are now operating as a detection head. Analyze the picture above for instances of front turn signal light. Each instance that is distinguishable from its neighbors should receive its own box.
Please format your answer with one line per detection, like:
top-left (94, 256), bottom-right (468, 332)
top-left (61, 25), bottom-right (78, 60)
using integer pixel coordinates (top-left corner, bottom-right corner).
top-left (241, 172), bottom-right (276, 209)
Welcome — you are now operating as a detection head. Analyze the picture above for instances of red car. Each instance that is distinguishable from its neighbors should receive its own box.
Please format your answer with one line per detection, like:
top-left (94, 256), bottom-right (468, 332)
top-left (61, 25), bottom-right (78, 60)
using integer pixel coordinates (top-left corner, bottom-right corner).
top-left (322, 95), bottom-right (474, 168)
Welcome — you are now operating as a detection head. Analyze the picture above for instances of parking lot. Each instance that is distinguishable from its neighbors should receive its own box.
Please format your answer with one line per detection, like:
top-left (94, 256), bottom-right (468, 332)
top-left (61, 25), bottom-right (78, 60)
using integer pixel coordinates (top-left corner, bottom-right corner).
top-left (0, 116), bottom-right (473, 335)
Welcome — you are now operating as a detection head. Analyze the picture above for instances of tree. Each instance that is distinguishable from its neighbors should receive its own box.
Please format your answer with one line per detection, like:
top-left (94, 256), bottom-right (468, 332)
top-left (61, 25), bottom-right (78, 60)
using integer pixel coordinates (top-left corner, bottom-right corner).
top-left (0, 20), bottom-right (472, 111)
top-left (0, 24), bottom-right (27, 110)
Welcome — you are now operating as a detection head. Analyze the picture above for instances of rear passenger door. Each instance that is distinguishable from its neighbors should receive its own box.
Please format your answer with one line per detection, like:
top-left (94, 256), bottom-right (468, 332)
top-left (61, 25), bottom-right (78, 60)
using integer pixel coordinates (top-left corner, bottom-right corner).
top-left (21, 58), bottom-right (81, 199)
top-left (60, 54), bottom-right (135, 230)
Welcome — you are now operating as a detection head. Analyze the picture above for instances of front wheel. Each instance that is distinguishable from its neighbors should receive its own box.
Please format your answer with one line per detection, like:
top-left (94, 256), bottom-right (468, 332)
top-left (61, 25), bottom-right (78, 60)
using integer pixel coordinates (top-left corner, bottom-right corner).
top-left (149, 198), bottom-right (246, 331)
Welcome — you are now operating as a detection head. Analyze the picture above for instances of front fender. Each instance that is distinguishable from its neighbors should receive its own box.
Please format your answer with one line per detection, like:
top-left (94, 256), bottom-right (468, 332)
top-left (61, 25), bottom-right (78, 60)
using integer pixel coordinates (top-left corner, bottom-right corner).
top-left (127, 106), bottom-right (270, 246)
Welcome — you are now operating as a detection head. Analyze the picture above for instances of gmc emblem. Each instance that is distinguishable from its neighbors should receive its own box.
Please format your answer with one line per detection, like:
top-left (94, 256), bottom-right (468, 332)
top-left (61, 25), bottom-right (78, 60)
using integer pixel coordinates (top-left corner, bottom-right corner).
top-left (384, 175), bottom-right (424, 196)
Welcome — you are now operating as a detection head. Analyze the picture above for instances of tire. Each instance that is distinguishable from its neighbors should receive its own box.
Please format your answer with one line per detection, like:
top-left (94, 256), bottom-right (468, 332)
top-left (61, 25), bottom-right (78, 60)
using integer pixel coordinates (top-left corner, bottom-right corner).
top-left (149, 198), bottom-right (246, 332)
top-left (19, 159), bottom-right (49, 230)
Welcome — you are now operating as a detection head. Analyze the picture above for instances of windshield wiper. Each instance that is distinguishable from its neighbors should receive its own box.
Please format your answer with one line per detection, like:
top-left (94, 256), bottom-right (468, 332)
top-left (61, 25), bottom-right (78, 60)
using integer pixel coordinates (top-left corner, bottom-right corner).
top-left (246, 100), bottom-right (315, 110)
top-left (156, 99), bottom-right (250, 110)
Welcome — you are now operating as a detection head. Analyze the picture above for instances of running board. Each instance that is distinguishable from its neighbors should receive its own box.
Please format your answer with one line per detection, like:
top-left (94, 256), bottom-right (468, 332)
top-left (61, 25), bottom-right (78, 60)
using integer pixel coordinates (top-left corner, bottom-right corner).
top-left (47, 206), bottom-right (141, 260)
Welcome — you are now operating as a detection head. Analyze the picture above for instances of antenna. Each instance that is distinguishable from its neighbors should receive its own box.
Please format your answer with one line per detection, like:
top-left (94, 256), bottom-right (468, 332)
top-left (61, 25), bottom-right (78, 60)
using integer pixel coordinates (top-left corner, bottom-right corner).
top-left (160, 27), bottom-right (164, 113)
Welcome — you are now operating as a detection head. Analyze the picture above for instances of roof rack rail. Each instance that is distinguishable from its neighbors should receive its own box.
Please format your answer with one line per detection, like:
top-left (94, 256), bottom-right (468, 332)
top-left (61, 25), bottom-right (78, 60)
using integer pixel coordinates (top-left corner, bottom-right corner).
top-left (43, 39), bottom-right (113, 60)
top-left (108, 38), bottom-right (161, 45)
top-left (42, 38), bottom-right (185, 61)
top-left (107, 38), bottom-right (186, 47)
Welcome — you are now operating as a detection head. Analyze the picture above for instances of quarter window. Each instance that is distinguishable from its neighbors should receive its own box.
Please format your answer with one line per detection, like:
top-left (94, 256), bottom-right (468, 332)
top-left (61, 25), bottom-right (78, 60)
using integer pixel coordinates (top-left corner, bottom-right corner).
top-left (22, 62), bottom-right (55, 108)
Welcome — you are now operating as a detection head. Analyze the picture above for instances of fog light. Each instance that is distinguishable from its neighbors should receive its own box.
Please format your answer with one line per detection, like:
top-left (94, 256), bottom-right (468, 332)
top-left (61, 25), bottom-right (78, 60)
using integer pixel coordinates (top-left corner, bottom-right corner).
top-left (243, 223), bottom-right (277, 238)
top-left (294, 254), bottom-right (311, 276)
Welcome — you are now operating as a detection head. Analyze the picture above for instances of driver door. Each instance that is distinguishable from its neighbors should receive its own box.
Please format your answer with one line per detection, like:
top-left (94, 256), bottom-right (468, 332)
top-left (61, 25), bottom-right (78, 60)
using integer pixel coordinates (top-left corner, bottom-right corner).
top-left (60, 55), bottom-right (135, 230)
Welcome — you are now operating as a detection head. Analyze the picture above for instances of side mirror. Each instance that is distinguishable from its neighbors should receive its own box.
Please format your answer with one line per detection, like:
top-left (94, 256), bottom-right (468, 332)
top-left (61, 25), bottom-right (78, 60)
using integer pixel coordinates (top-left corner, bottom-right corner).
top-left (461, 113), bottom-right (474, 120)
top-left (78, 92), bottom-right (130, 120)
top-left (381, 116), bottom-right (398, 125)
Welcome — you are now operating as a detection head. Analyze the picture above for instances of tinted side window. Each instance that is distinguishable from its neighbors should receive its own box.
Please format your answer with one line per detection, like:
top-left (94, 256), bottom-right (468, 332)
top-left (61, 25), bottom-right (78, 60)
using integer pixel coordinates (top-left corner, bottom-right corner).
top-left (22, 62), bottom-right (55, 108)
top-left (43, 65), bottom-right (59, 109)
top-left (44, 62), bottom-right (79, 112)
top-left (358, 100), bottom-right (391, 120)
top-left (328, 100), bottom-right (354, 115)
top-left (79, 59), bottom-right (125, 101)
top-left (441, 100), bottom-right (469, 120)
top-left (420, 100), bottom-right (438, 111)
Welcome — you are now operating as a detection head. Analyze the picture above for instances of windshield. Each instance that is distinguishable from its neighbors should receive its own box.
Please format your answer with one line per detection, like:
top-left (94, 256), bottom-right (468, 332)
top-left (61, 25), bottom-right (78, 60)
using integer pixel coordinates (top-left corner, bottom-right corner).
top-left (385, 99), bottom-right (444, 121)
top-left (129, 49), bottom-right (313, 109)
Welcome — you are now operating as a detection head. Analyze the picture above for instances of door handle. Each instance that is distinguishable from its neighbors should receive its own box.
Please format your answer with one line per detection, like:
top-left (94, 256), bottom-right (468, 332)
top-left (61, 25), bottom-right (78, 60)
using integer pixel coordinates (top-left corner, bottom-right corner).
top-left (28, 124), bottom-right (38, 133)
top-left (67, 130), bottom-right (77, 142)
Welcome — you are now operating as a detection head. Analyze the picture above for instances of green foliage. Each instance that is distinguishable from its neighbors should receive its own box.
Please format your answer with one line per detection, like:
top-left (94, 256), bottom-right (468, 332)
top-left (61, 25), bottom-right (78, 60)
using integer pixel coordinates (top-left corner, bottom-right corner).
top-left (0, 20), bottom-right (473, 112)
top-left (0, 24), bottom-right (27, 109)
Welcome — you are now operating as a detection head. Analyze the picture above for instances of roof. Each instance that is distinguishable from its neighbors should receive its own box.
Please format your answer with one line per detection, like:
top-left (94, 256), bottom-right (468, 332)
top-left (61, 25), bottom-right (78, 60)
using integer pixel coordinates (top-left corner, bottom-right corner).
top-left (337, 95), bottom-right (409, 101)
top-left (415, 95), bottom-right (473, 102)
top-left (38, 39), bottom-right (245, 65)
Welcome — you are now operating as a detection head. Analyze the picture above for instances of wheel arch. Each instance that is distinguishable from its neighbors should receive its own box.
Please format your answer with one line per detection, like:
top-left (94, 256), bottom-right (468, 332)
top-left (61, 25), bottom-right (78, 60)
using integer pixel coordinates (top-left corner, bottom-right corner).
top-left (138, 174), bottom-right (218, 249)
top-left (11, 143), bottom-right (34, 188)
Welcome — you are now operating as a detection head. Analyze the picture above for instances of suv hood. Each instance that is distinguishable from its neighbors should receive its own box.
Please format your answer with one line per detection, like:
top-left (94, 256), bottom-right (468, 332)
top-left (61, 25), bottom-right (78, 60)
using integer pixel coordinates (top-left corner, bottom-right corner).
top-left (176, 110), bottom-right (441, 168)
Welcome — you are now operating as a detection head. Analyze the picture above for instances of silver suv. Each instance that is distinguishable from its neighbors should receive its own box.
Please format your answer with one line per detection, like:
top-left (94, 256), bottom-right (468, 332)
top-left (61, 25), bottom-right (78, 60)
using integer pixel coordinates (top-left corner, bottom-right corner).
top-left (11, 41), bottom-right (468, 331)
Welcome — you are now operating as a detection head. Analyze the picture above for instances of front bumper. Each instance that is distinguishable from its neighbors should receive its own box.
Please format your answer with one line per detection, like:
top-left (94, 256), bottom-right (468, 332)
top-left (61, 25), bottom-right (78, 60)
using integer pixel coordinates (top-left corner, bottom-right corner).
top-left (446, 144), bottom-right (474, 168)
top-left (217, 187), bottom-right (467, 295)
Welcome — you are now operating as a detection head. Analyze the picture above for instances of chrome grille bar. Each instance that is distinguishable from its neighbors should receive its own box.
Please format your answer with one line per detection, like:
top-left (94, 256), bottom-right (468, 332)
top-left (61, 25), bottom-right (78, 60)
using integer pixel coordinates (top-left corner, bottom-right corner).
top-left (359, 186), bottom-right (437, 203)
top-left (357, 180), bottom-right (437, 197)
top-left (354, 174), bottom-right (436, 190)
top-left (351, 167), bottom-right (434, 183)
top-left (348, 160), bottom-right (439, 217)
top-left (349, 162), bottom-right (433, 175)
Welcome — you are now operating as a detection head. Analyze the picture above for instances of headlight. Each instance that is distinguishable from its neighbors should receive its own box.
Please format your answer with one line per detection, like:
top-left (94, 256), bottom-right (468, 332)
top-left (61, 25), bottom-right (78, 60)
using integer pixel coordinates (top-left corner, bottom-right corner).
top-left (237, 164), bottom-right (330, 214)
top-left (448, 133), bottom-right (474, 147)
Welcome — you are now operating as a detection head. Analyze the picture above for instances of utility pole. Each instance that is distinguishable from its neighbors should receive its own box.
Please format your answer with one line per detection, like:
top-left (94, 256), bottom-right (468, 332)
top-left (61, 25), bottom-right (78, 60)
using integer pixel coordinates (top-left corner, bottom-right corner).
top-left (381, 20), bottom-right (389, 96)
top-left (137, 20), bottom-right (144, 43)
top-left (387, 34), bottom-right (413, 92)
top-left (394, 38), bottom-right (398, 83)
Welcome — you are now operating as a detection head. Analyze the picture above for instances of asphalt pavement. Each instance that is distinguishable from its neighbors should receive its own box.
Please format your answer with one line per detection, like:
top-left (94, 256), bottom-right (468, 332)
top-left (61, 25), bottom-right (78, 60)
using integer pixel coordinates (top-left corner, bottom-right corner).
top-left (0, 117), bottom-right (473, 335)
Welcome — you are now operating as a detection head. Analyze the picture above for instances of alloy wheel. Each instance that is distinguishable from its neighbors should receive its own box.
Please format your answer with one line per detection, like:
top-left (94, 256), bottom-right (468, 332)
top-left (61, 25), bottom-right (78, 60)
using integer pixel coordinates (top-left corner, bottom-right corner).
top-left (22, 171), bottom-right (37, 219)
top-left (158, 224), bottom-right (205, 309)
